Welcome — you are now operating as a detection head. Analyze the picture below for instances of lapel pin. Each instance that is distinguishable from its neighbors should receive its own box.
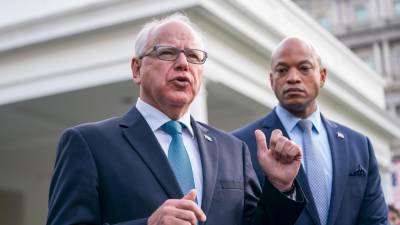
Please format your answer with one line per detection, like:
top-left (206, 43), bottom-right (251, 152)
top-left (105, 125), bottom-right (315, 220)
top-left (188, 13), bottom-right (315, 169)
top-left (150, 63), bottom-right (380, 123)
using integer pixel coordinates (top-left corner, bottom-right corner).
top-left (337, 132), bottom-right (344, 139)
top-left (204, 134), bottom-right (213, 142)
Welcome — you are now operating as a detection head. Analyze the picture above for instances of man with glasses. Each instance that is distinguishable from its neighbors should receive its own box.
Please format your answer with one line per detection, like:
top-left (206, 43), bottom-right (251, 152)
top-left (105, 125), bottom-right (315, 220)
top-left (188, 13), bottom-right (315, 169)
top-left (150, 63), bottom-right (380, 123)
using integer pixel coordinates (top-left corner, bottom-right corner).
top-left (47, 14), bottom-right (305, 225)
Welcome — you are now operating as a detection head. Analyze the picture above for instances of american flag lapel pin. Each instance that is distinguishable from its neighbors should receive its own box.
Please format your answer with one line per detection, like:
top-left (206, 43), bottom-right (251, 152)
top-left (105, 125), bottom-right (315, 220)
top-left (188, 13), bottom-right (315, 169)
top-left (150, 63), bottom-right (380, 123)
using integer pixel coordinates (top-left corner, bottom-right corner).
top-left (337, 132), bottom-right (344, 139)
top-left (204, 134), bottom-right (213, 142)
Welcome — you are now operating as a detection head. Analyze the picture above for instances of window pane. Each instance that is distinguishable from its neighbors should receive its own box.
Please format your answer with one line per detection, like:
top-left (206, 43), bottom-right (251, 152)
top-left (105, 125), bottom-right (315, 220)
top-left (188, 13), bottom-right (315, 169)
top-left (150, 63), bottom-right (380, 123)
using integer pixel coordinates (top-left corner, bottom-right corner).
top-left (318, 16), bottom-right (331, 30)
top-left (392, 43), bottom-right (400, 80)
top-left (395, 0), bottom-right (400, 16)
top-left (354, 47), bottom-right (375, 71)
top-left (355, 6), bottom-right (368, 23)
top-left (396, 105), bottom-right (400, 117)
top-left (360, 55), bottom-right (375, 70)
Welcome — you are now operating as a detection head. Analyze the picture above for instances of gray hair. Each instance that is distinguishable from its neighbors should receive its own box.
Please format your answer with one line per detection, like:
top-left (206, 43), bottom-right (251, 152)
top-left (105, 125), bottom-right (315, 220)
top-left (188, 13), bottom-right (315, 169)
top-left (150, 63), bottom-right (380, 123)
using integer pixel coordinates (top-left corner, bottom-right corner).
top-left (134, 13), bottom-right (205, 57)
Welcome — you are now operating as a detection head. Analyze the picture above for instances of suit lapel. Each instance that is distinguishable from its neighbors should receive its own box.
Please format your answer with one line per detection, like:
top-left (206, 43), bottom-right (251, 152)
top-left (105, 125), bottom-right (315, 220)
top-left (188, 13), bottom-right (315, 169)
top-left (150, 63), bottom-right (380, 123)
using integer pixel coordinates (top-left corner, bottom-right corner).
top-left (322, 116), bottom-right (348, 225)
top-left (191, 119), bottom-right (219, 217)
top-left (262, 110), bottom-right (321, 225)
top-left (119, 106), bottom-right (182, 198)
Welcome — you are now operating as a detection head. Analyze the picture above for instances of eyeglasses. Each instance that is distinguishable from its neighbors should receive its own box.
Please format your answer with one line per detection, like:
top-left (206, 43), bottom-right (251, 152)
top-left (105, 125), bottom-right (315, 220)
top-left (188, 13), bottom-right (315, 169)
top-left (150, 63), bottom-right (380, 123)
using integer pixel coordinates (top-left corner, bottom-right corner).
top-left (139, 45), bottom-right (208, 64)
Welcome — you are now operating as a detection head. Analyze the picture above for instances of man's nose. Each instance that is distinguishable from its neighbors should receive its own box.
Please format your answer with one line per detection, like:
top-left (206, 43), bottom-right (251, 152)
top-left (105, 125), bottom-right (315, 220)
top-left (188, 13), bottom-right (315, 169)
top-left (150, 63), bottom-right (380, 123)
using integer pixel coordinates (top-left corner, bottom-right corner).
top-left (174, 52), bottom-right (189, 71)
top-left (287, 68), bottom-right (301, 83)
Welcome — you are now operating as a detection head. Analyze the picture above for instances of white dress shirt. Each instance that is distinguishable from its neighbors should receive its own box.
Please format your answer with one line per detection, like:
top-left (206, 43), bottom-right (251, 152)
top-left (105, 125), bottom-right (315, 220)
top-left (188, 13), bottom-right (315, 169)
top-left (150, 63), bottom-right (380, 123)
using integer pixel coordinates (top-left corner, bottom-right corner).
top-left (136, 98), bottom-right (203, 206)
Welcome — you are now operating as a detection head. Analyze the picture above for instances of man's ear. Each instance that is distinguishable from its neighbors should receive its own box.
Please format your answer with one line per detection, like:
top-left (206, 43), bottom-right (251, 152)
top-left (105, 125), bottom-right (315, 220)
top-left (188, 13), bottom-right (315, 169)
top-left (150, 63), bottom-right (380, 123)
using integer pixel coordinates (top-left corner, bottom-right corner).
top-left (319, 67), bottom-right (327, 87)
top-left (131, 57), bottom-right (142, 85)
top-left (269, 72), bottom-right (274, 87)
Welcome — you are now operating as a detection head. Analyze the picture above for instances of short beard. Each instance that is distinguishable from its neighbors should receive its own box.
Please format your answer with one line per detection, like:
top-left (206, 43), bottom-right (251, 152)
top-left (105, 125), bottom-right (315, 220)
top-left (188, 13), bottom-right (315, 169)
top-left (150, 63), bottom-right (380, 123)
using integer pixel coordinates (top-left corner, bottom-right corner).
top-left (283, 103), bottom-right (308, 112)
top-left (280, 102), bottom-right (316, 118)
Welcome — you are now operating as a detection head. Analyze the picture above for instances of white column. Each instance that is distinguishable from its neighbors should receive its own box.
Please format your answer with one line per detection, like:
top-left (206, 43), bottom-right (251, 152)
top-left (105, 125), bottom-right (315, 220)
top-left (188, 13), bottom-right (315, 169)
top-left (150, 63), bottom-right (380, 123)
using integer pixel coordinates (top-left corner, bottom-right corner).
top-left (373, 42), bottom-right (383, 74)
top-left (191, 79), bottom-right (208, 123)
top-left (340, 0), bottom-right (349, 26)
top-left (385, 0), bottom-right (394, 18)
top-left (331, 1), bottom-right (339, 29)
top-left (370, 0), bottom-right (378, 21)
top-left (382, 40), bottom-right (393, 80)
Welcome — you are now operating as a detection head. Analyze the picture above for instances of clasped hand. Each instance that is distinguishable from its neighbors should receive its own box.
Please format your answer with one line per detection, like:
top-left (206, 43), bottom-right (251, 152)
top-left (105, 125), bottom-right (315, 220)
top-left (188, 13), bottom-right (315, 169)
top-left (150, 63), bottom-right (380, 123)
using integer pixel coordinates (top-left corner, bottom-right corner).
top-left (147, 190), bottom-right (206, 225)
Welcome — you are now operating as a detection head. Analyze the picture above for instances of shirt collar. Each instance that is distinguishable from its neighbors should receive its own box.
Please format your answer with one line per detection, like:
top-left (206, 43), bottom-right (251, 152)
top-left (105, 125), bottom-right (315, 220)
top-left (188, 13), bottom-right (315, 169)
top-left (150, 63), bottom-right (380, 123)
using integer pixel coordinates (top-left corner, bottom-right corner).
top-left (275, 104), bottom-right (323, 134)
top-left (135, 98), bottom-right (194, 137)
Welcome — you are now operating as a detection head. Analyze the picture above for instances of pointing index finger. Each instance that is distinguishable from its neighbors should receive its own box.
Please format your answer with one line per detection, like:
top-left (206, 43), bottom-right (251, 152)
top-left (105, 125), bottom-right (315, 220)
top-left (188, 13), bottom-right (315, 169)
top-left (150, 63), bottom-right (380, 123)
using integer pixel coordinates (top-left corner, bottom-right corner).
top-left (270, 129), bottom-right (283, 148)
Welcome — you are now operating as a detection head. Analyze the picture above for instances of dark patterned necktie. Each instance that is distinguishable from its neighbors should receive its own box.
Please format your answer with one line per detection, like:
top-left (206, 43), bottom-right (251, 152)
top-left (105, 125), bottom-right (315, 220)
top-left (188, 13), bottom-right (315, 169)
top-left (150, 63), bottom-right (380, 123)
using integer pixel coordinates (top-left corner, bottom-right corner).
top-left (298, 119), bottom-right (329, 225)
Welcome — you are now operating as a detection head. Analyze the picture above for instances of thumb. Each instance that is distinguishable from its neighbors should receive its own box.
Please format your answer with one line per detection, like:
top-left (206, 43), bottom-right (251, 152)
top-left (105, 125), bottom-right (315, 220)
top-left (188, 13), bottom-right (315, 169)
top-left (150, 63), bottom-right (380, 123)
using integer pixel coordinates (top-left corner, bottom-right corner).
top-left (182, 189), bottom-right (197, 201)
top-left (255, 129), bottom-right (269, 154)
top-left (255, 130), bottom-right (271, 175)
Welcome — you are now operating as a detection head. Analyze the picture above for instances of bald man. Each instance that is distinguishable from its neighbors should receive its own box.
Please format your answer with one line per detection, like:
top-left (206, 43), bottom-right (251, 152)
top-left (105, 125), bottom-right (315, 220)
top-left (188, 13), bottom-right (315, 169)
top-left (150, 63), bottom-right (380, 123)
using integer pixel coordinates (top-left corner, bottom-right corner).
top-left (232, 37), bottom-right (388, 225)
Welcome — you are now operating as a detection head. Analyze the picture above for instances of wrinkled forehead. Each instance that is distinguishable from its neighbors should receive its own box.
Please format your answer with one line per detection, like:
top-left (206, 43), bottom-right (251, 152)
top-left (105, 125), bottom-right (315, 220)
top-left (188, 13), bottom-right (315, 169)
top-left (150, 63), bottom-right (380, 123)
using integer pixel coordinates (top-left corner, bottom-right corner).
top-left (147, 21), bottom-right (204, 49)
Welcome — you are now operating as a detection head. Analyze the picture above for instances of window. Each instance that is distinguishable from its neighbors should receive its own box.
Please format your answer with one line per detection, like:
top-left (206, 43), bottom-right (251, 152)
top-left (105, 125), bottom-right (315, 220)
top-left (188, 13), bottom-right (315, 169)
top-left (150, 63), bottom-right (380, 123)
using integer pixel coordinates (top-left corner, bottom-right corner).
top-left (396, 104), bottom-right (400, 117)
top-left (395, 0), bottom-right (400, 16)
top-left (392, 43), bottom-right (400, 80)
top-left (355, 6), bottom-right (368, 24)
top-left (354, 47), bottom-right (376, 71)
top-left (360, 55), bottom-right (375, 70)
top-left (318, 16), bottom-right (331, 30)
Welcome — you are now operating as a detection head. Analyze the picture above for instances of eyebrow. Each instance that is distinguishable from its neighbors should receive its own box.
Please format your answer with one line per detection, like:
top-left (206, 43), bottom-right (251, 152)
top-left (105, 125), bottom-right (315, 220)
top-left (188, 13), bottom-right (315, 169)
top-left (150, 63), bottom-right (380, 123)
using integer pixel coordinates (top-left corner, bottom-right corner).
top-left (274, 59), bottom-right (314, 68)
top-left (298, 60), bottom-right (314, 65)
top-left (273, 62), bottom-right (288, 68)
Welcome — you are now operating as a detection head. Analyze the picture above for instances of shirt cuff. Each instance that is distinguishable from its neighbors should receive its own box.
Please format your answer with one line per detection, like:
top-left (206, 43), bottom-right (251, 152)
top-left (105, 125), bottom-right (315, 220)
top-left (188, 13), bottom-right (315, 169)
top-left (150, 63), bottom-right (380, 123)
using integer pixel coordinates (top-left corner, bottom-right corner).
top-left (282, 185), bottom-right (297, 200)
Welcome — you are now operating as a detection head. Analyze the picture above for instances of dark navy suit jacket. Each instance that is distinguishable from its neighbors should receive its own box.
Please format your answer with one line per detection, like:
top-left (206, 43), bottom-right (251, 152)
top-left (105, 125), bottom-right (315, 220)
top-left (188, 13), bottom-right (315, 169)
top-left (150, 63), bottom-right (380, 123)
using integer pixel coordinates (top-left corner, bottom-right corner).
top-left (47, 106), bottom-right (305, 225)
top-left (232, 109), bottom-right (388, 225)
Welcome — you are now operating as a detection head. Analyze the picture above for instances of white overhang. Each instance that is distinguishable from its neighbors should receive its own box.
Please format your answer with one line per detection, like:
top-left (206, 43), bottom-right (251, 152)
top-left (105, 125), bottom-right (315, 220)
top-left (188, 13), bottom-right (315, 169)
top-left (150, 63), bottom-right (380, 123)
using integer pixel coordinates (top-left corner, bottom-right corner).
top-left (0, 0), bottom-right (399, 141)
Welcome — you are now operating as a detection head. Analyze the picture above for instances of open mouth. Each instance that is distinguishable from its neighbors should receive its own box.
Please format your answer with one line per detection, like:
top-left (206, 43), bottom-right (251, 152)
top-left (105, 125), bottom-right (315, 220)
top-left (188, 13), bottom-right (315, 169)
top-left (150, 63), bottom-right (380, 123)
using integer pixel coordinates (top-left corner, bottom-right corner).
top-left (176, 76), bottom-right (190, 82)
top-left (171, 76), bottom-right (191, 87)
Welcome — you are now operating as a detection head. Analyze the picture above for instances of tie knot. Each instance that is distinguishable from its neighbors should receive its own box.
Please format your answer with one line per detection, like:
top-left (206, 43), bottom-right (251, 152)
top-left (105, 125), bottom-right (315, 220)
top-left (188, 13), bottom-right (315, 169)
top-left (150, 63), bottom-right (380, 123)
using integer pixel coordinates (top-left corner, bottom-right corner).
top-left (162, 120), bottom-right (183, 136)
top-left (298, 119), bottom-right (313, 132)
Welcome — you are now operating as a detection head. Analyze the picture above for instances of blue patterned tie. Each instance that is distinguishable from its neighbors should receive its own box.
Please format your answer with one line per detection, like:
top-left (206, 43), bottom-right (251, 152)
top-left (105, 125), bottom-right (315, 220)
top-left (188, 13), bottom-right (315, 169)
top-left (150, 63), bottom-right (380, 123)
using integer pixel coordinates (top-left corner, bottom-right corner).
top-left (162, 120), bottom-right (195, 195)
top-left (298, 119), bottom-right (329, 225)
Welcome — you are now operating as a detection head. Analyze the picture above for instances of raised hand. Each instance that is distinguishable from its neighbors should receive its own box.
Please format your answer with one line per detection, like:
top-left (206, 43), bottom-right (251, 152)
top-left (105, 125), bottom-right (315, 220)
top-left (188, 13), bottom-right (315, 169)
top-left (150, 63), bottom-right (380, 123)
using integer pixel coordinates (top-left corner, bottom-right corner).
top-left (147, 190), bottom-right (206, 225)
top-left (255, 129), bottom-right (302, 192)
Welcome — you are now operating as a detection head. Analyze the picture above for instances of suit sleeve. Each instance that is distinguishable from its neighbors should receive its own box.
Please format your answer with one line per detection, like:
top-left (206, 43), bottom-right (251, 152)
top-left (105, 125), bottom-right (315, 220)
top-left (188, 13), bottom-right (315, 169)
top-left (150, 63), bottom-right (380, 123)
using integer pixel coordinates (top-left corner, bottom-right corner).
top-left (357, 137), bottom-right (388, 225)
top-left (46, 128), bottom-right (148, 225)
top-left (241, 142), bottom-right (305, 225)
